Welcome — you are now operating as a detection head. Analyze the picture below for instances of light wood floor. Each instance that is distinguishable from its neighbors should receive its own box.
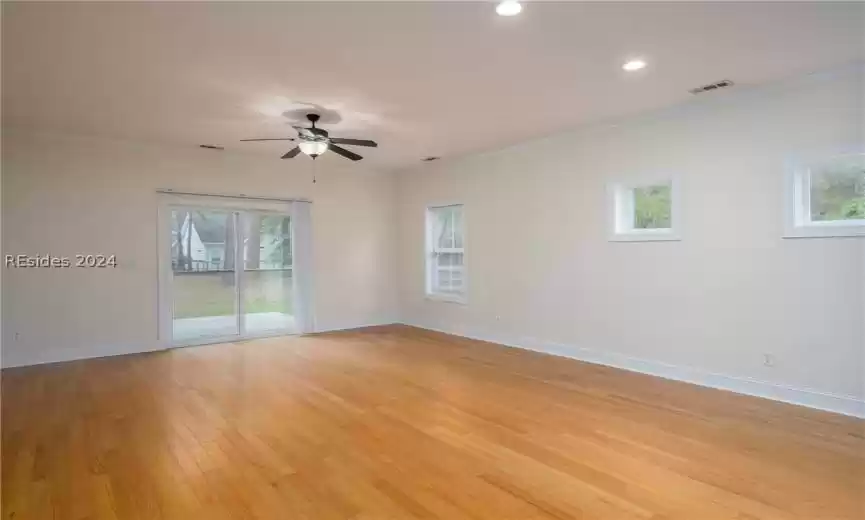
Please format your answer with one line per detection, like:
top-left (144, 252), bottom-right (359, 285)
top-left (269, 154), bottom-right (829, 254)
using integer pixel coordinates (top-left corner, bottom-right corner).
top-left (2, 326), bottom-right (863, 520)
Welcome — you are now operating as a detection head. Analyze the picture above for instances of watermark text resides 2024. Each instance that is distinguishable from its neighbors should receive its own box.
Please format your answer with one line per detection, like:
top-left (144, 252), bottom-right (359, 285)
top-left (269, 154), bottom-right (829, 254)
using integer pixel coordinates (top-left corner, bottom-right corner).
top-left (5, 254), bottom-right (117, 268)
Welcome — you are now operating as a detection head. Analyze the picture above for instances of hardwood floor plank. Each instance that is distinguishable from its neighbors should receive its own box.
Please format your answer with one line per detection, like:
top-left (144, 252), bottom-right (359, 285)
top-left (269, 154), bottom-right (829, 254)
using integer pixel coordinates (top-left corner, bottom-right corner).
top-left (2, 325), bottom-right (863, 519)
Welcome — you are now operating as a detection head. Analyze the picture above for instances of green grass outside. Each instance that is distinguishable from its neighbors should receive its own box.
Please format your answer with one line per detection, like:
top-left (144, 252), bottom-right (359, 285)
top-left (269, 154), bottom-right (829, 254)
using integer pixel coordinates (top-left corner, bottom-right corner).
top-left (173, 271), bottom-right (293, 319)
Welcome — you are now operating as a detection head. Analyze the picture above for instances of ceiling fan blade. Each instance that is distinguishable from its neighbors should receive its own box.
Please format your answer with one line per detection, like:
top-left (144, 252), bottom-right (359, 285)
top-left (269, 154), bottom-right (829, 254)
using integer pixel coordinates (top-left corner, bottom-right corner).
top-left (281, 147), bottom-right (301, 159)
top-left (240, 138), bottom-right (295, 141)
top-left (330, 138), bottom-right (378, 148)
top-left (329, 144), bottom-right (363, 161)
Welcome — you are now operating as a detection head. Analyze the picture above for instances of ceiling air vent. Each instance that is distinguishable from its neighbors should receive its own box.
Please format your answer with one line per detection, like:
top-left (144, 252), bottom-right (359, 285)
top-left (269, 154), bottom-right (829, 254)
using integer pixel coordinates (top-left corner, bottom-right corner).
top-left (688, 80), bottom-right (734, 95)
top-left (199, 144), bottom-right (224, 150)
top-left (421, 156), bottom-right (440, 162)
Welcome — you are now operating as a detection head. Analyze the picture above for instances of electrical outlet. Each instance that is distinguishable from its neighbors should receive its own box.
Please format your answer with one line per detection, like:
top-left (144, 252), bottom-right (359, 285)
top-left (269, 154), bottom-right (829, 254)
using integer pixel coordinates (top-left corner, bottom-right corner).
top-left (763, 353), bottom-right (776, 367)
top-left (495, 315), bottom-right (501, 321)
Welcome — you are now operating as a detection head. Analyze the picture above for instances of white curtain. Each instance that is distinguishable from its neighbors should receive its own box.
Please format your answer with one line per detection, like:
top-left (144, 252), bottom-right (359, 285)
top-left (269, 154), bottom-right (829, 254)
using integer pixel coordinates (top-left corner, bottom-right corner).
top-left (291, 201), bottom-right (315, 333)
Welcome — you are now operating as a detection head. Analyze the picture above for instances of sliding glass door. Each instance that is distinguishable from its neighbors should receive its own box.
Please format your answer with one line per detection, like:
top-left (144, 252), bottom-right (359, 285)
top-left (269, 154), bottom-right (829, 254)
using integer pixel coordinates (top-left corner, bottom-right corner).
top-left (241, 212), bottom-right (295, 337)
top-left (160, 195), bottom-right (306, 347)
top-left (171, 208), bottom-right (241, 343)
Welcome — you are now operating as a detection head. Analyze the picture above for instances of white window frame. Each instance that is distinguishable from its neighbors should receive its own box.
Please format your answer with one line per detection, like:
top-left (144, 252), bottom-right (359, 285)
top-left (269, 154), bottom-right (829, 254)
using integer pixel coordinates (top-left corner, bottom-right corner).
top-left (607, 177), bottom-right (681, 242)
top-left (425, 204), bottom-right (467, 304)
top-left (784, 150), bottom-right (865, 239)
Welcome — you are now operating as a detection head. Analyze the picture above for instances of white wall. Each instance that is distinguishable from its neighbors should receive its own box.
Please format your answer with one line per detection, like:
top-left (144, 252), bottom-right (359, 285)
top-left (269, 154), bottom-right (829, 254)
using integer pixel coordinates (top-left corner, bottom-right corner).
top-left (396, 66), bottom-right (865, 416)
top-left (1, 132), bottom-right (398, 367)
top-left (2, 67), bottom-right (863, 417)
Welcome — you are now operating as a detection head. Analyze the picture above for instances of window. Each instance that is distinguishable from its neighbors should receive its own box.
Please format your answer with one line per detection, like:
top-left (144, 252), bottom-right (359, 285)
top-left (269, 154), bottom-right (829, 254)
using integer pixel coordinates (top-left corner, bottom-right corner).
top-left (608, 179), bottom-right (680, 241)
top-left (786, 152), bottom-right (865, 238)
top-left (426, 204), bottom-right (466, 302)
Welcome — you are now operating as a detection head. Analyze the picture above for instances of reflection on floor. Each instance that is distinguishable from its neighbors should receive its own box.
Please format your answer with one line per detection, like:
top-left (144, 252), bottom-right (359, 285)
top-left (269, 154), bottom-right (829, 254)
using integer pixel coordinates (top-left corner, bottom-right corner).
top-left (173, 312), bottom-right (295, 342)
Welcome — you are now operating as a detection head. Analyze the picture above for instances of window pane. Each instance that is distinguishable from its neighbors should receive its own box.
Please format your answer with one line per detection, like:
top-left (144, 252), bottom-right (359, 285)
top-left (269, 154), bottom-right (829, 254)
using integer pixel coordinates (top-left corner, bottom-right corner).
top-left (437, 269), bottom-right (451, 291)
top-left (633, 184), bottom-right (672, 229)
top-left (242, 213), bottom-right (295, 336)
top-left (453, 208), bottom-right (464, 248)
top-left (437, 253), bottom-right (463, 267)
top-left (451, 269), bottom-right (464, 291)
top-left (171, 209), bottom-right (239, 342)
top-left (437, 270), bottom-right (464, 294)
top-left (172, 209), bottom-right (236, 273)
top-left (437, 210), bottom-right (454, 249)
top-left (245, 215), bottom-right (292, 270)
top-left (809, 154), bottom-right (865, 222)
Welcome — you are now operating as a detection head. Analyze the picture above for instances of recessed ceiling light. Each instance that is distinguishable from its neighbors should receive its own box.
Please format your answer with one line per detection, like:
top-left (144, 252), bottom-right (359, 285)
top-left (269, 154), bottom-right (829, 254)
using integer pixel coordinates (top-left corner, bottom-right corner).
top-left (496, 1), bottom-right (522, 16)
top-left (622, 59), bottom-right (647, 72)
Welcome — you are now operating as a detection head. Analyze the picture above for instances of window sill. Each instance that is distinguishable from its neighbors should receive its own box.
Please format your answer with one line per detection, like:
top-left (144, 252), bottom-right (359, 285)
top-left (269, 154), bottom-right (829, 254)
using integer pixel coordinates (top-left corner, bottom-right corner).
top-left (609, 231), bottom-right (681, 243)
top-left (425, 293), bottom-right (467, 305)
top-left (783, 225), bottom-right (865, 239)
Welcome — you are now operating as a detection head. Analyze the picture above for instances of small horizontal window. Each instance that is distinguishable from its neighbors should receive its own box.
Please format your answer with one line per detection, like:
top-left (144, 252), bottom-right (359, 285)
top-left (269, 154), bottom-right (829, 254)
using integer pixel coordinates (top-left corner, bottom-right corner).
top-left (608, 179), bottom-right (681, 242)
top-left (785, 152), bottom-right (865, 238)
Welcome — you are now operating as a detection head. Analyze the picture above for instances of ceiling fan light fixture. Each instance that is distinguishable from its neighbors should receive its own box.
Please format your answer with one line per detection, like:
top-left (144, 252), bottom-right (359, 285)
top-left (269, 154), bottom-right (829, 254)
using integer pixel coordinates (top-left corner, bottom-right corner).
top-left (298, 140), bottom-right (328, 157)
top-left (242, 113), bottom-right (375, 162)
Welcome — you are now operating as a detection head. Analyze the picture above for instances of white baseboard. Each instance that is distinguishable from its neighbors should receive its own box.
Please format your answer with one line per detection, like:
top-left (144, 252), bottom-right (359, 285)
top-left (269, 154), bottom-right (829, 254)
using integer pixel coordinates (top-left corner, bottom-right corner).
top-left (314, 320), bottom-right (397, 334)
top-left (2, 342), bottom-right (166, 369)
top-left (403, 321), bottom-right (865, 419)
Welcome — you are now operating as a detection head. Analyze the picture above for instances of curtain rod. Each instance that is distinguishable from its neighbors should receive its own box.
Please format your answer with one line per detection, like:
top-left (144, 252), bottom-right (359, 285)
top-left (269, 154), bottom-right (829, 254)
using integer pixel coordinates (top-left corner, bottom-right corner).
top-left (156, 189), bottom-right (311, 204)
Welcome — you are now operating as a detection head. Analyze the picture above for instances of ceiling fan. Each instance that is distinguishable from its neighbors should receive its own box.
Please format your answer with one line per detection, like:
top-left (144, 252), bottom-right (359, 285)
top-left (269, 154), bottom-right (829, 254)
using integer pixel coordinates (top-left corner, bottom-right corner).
top-left (240, 113), bottom-right (377, 161)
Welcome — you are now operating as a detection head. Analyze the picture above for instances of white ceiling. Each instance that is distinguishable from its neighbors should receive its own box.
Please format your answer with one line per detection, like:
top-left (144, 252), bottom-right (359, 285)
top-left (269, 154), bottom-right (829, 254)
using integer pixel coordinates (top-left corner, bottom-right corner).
top-left (2, 1), bottom-right (863, 170)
